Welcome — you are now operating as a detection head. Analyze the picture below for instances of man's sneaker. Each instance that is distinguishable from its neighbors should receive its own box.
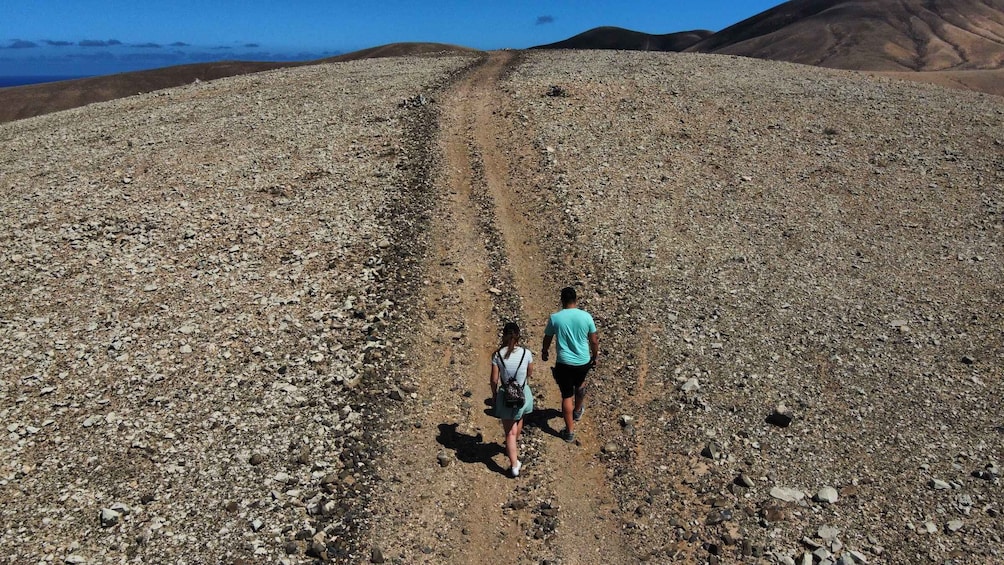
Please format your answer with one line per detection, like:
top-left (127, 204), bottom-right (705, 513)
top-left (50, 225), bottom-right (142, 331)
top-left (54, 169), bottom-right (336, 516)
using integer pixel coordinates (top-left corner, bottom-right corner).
top-left (561, 429), bottom-right (575, 443)
top-left (510, 460), bottom-right (522, 477)
top-left (573, 406), bottom-right (584, 421)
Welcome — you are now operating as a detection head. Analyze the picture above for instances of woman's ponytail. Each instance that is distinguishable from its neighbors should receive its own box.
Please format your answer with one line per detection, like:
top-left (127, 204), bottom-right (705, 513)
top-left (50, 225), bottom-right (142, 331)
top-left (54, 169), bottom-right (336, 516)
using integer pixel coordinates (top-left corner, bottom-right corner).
top-left (500, 321), bottom-right (520, 359)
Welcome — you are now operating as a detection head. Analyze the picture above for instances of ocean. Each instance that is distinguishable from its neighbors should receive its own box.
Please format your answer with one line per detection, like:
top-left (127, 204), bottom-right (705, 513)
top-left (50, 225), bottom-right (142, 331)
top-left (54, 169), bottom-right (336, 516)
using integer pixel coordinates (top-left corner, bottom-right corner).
top-left (0, 76), bottom-right (92, 88)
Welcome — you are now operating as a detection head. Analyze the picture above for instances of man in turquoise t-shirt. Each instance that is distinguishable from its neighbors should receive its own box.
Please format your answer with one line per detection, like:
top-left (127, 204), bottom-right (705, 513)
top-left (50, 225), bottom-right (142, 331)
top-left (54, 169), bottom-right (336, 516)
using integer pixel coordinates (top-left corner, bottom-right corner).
top-left (542, 286), bottom-right (598, 443)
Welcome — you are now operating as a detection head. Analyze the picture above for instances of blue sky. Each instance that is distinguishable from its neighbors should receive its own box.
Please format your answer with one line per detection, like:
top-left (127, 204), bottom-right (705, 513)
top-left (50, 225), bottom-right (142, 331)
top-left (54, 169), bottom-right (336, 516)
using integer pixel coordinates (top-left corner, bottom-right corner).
top-left (2, 0), bottom-right (783, 76)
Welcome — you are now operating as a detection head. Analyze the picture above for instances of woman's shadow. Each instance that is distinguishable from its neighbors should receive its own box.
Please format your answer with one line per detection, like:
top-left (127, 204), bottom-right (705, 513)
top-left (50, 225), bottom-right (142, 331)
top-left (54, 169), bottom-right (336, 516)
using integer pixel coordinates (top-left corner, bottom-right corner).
top-left (480, 398), bottom-right (564, 440)
top-left (436, 423), bottom-right (507, 475)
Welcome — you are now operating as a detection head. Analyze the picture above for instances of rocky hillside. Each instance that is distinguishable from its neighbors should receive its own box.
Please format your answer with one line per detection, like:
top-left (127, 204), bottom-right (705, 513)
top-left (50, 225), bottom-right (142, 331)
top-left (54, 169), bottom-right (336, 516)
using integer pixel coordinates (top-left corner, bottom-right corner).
top-left (496, 50), bottom-right (1003, 564)
top-left (0, 61), bottom-right (296, 124)
top-left (0, 49), bottom-right (1001, 564)
top-left (687, 0), bottom-right (1004, 71)
top-left (0, 56), bottom-right (475, 563)
top-left (534, 1), bottom-right (1004, 73)
top-left (532, 1), bottom-right (1004, 96)
top-left (0, 43), bottom-right (478, 124)
top-left (533, 26), bottom-right (711, 52)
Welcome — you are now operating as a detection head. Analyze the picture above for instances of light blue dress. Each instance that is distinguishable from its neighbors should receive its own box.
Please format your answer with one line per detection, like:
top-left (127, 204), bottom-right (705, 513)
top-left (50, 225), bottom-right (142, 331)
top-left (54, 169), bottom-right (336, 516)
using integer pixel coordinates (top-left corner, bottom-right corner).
top-left (492, 346), bottom-right (534, 420)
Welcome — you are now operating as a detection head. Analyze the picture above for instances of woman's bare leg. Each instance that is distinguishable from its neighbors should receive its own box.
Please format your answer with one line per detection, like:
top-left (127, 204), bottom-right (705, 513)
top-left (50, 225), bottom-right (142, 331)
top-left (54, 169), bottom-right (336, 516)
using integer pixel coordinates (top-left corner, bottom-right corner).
top-left (502, 419), bottom-right (519, 467)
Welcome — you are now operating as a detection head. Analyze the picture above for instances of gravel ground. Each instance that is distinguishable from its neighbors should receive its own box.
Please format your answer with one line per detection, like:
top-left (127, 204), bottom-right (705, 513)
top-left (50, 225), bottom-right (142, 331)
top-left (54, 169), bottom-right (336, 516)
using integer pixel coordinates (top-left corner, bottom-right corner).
top-left (0, 55), bottom-right (473, 564)
top-left (1, 48), bottom-right (1001, 565)
top-left (500, 50), bottom-right (1003, 564)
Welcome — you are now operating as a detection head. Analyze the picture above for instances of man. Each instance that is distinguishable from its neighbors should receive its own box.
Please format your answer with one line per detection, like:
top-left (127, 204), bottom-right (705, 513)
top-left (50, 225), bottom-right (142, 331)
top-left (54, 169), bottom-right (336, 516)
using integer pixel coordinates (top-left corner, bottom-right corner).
top-left (541, 286), bottom-right (598, 443)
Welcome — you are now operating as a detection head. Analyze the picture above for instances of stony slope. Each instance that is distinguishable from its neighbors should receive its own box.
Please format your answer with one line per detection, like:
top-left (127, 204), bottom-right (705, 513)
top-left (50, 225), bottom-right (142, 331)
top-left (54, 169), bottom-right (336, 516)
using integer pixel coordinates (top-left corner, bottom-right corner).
top-left (0, 62), bottom-right (296, 124)
top-left (1, 49), bottom-right (1002, 565)
top-left (876, 66), bottom-right (1004, 96)
top-left (322, 42), bottom-right (480, 62)
top-left (0, 44), bottom-right (478, 124)
top-left (0, 55), bottom-right (474, 563)
top-left (496, 50), bottom-right (1003, 564)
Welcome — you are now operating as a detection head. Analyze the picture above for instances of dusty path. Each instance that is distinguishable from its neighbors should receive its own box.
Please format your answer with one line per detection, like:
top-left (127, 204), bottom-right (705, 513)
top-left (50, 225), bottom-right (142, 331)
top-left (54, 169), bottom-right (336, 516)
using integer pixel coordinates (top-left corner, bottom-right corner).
top-left (367, 52), bottom-right (634, 564)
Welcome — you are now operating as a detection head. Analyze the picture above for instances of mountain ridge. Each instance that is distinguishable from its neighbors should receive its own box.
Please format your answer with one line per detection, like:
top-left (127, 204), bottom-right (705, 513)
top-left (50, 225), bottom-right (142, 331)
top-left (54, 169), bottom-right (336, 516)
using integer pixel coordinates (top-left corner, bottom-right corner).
top-left (684, 0), bottom-right (1004, 71)
top-left (532, 26), bottom-right (712, 51)
top-left (532, 0), bottom-right (1004, 72)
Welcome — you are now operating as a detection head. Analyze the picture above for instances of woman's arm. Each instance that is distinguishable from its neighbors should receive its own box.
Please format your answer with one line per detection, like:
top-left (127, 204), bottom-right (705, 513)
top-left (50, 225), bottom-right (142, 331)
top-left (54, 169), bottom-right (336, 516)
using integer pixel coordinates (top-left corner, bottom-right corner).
top-left (490, 364), bottom-right (500, 396)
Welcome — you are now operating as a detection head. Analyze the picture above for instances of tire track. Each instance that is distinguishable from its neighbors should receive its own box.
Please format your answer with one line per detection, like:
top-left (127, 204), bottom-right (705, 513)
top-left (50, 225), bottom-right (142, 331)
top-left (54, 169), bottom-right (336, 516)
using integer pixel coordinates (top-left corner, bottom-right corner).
top-left (465, 52), bottom-right (635, 564)
top-left (362, 54), bottom-right (534, 563)
top-left (367, 51), bottom-right (634, 564)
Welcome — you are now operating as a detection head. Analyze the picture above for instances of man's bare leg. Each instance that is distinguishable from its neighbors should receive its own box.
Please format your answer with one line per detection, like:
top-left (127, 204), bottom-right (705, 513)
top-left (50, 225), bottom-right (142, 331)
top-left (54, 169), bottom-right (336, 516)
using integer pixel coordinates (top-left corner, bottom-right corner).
top-left (573, 382), bottom-right (587, 419)
top-left (562, 396), bottom-right (575, 434)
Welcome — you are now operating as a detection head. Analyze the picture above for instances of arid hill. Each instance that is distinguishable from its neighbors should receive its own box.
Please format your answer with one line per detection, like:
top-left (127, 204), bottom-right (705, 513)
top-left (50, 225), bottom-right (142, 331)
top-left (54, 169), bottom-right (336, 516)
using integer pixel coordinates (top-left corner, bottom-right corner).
top-left (0, 43), bottom-right (478, 123)
top-left (532, 26), bottom-right (711, 52)
top-left (686, 0), bottom-right (1004, 71)
top-left (0, 61), bottom-right (295, 124)
top-left (322, 42), bottom-right (480, 62)
top-left (1, 49), bottom-right (1000, 564)
top-left (532, 1), bottom-right (1004, 95)
top-left (875, 66), bottom-right (1004, 96)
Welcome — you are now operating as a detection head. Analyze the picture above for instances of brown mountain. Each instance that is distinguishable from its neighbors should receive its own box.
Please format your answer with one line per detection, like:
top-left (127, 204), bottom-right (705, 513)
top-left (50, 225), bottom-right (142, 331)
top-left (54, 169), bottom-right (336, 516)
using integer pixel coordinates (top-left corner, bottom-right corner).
top-left (686, 0), bottom-right (1004, 71)
top-left (0, 43), bottom-right (478, 123)
top-left (321, 42), bottom-right (480, 62)
top-left (533, 26), bottom-right (712, 52)
top-left (875, 67), bottom-right (1004, 95)
top-left (0, 61), bottom-right (295, 124)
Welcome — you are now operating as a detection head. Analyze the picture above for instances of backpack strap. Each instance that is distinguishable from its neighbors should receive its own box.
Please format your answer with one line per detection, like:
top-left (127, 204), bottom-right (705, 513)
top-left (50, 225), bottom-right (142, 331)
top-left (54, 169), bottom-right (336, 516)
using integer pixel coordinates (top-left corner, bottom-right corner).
top-left (510, 348), bottom-right (527, 386)
top-left (497, 347), bottom-right (528, 385)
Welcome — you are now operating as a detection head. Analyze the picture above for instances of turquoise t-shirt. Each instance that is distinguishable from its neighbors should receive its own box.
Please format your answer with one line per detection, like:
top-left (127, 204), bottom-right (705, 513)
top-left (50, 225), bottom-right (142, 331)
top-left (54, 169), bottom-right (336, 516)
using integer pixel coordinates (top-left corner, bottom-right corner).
top-left (544, 308), bottom-right (597, 366)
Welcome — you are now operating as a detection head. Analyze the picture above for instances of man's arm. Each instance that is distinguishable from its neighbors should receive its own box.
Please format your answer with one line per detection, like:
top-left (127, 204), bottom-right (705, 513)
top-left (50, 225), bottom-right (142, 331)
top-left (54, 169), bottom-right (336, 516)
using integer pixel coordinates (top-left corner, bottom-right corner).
top-left (588, 332), bottom-right (599, 367)
top-left (541, 335), bottom-right (553, 362)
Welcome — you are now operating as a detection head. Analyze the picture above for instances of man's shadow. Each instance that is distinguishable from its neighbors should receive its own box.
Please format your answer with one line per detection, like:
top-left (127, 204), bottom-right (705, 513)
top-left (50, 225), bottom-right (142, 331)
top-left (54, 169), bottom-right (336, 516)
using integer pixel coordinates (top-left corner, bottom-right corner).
top-left (523, 407), bottom-right (564, 439)
top-left (436, 423), bottom-right (507, 475)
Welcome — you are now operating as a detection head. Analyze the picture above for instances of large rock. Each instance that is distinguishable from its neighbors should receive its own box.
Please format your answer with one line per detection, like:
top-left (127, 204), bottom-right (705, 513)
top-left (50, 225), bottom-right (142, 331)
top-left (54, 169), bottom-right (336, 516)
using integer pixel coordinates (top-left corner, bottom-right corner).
top-left (769, 487), bottom-right (805, 503)
top-left (99, 508), bottom-right (121, 528)
top-left (765, 403), bottom-right (793, 428)
top-left (814, 486), bottom-right (839, 504)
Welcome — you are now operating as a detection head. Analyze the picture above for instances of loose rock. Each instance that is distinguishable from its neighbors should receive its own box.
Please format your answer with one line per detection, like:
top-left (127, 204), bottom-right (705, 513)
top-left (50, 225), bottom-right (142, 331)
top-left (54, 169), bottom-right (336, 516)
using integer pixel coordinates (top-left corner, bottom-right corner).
top-left (437, 451), bottom-right (452, 467)
top-left (766, 403), bottom-right (794, 428)
top-left (99, 508), bottom-right (121, 528)
top-left (770, 487), bottom-right (805, 503)
top-left (702, 441), bottom-right (724, 460)
top-left (814, 486), bottom-right (839, 504)
top-left (818, 525), bottom-right (840, 540)
top-left (929, 478), bottom-right (951, 490)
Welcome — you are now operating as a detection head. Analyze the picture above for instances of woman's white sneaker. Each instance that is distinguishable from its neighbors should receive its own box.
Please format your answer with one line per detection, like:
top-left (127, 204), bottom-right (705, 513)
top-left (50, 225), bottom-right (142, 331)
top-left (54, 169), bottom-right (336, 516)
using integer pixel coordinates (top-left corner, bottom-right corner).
top-left (510, 460), bottom-right (522, 477)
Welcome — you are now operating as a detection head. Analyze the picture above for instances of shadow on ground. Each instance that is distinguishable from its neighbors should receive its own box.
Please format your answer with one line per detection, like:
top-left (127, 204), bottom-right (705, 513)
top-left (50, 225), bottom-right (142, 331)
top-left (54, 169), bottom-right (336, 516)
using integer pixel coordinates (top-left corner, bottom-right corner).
top-left (524, 408), bottom-right (564, 439)
top-left (480, 400), bottom-right (564, 440)
top-left (436, 423), bottom-right (506, 475)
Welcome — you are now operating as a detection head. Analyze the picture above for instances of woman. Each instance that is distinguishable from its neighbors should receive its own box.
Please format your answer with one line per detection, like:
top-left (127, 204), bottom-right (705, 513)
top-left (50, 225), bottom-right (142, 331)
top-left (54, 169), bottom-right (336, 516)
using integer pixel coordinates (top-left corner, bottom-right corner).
top-left (491, 321), bottom-right (534, 477)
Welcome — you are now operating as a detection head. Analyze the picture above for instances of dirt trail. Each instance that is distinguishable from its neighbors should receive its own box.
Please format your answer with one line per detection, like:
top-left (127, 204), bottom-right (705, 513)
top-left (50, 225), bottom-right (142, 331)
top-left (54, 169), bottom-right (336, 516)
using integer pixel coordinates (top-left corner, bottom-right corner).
top-left (367, 52), bottom-right (634, 564)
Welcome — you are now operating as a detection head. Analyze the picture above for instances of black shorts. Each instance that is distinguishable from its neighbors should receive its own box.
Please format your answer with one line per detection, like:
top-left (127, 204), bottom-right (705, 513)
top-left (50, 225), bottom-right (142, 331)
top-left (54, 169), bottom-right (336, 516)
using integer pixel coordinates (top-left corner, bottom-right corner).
top-left (552, 362), bottom-right (591, 399)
